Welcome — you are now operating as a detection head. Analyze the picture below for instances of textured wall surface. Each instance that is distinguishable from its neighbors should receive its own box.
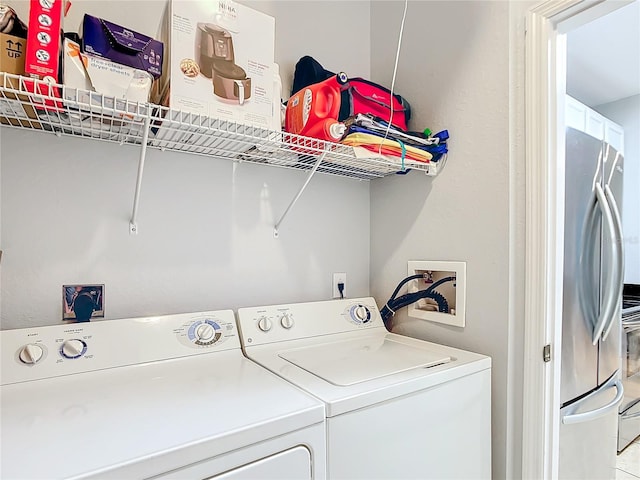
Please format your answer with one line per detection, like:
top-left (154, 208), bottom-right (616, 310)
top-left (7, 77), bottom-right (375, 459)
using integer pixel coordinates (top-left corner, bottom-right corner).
top-left (369, 2), bottom-right (516, 478)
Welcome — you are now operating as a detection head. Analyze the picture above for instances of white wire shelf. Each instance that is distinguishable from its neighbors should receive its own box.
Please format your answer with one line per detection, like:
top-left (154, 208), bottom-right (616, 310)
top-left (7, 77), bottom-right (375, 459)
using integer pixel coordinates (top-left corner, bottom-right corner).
top-left (0, 72), bottom-right (443, 236)
top-left (0, 73), bottom-right (441, 180)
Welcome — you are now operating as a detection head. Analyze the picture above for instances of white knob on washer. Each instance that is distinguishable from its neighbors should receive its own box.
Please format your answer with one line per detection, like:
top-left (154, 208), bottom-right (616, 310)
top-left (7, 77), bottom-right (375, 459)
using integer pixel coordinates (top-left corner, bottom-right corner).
top-left (195, 323), bottom-right (215, 341)
top-left (257, 316), bottom-right (272, 332)
top-left (61, 339), bottom-right (86, 359)
top-left (355, 306), bottom-right (368, 321)
top-left (19, 344), bottom-right (44, 364)
top-left (280, 314), bottom-right (294, 329)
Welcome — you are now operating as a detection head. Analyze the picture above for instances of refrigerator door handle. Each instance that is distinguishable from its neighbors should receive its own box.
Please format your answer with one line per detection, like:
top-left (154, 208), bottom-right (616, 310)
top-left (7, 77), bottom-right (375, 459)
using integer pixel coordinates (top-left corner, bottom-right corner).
top-left (562, 374), bottom-right (624, 425)
top-left (601, 184), bottom-right (624, 341)
top-left (578, 190), bottom-right (599, 331)
top-left (590, 183), bottom-right (620, 345)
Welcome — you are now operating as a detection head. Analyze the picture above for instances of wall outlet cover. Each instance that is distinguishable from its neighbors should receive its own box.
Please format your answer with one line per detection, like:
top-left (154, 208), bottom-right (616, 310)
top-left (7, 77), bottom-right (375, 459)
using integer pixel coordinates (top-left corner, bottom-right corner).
top-left (407, 261), bottom-right (466, 328)
top-left (332, 272), bottom-right (346, 299)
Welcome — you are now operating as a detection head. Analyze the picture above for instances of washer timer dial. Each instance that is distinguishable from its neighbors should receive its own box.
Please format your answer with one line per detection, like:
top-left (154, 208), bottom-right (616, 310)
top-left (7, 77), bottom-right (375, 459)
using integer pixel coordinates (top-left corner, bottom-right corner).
top-left (60, 339), bottom-right (87, 359)
top-left (347, 304), bottom-right (372, 325)
top-left (280, 313), bottom-right (294, 329)
top-left (188, 319), bottom-right (222, 346)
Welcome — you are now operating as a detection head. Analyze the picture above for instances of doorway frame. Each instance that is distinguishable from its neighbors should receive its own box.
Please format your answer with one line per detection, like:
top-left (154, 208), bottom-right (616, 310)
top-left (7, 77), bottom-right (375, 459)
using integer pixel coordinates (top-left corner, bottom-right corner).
top-left (522, 0), bottom-right (634, 478)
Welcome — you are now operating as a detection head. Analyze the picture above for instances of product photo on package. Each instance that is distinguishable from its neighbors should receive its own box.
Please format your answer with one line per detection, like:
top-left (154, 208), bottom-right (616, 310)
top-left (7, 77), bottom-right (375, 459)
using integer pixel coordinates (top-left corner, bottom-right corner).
top-left (166, 0), bottom-right (278, 130)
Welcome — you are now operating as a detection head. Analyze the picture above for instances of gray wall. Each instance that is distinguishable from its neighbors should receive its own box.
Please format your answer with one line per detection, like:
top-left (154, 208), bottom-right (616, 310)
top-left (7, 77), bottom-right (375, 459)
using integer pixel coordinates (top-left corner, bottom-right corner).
top-left (369, 2), bottom-right (519, 479)
top-left (595, 95), bottom-right (640, 285)
top-left (0, 0), bottom-right (372, 328)
top-left (0, 129), bottom-right (371, 327)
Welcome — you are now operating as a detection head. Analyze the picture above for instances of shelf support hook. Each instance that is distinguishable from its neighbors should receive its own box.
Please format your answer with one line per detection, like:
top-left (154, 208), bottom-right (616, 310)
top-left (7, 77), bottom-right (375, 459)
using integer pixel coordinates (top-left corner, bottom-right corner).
top-left (129, 115), bottom-right (152, 235)
top-left (273, 147), bottom-right (329, 238)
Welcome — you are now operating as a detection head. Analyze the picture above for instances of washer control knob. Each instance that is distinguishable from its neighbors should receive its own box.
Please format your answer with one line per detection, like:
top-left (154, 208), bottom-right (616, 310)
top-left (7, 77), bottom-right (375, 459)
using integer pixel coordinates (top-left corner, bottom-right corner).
top-left (18, 344), bottom-right (44, 364)
top-left (354, 306), bottom-right (369, 322)
top-left (257, 316), bottom-right (272, 332)
top-left (195, 323), bottom-right (215, 341)
top-left (60, 339), bottom-right (87, 359)
top-left (280, 314), bottom-right (294, 329)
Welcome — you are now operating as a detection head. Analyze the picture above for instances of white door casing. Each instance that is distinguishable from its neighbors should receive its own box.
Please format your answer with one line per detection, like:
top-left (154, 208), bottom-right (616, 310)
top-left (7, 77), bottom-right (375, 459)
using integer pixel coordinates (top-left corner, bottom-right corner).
top-left (522, 1), bottom-right (634, 479)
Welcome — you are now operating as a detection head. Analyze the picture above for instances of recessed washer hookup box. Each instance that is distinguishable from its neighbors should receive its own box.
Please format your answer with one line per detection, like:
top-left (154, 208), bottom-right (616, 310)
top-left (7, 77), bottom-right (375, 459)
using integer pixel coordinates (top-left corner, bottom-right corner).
top-left (81, 14), bottom-right (164, 79)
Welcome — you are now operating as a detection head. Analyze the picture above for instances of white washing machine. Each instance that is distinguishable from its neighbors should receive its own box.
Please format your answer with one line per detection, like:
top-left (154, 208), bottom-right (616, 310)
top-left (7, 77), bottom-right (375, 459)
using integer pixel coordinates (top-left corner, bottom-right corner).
top-left (1, 311), bottom-right (326, 479)
top-left (237, 298), bottom-right (492, 480)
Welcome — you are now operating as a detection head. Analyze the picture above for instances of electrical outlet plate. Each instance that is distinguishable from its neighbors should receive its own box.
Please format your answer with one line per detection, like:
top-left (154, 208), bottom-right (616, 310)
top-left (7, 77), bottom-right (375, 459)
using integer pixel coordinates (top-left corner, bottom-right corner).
top-left (407, 261), bottom-right (466, 328)
top-left (332, 272), bottom-right (346, 299)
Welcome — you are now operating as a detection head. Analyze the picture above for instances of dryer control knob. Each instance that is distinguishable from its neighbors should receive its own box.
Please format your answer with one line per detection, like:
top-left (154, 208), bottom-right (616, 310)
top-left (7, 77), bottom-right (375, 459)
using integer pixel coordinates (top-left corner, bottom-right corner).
top-left (280, 314), bottom-right (294, 329)
top-left (354, 305), bottom-right (369, 322)
top-left (257, 316), bottom-right (272, 332)
top-left (195, 323), bottom-right (215, 341)
top-left (60, 339), bottom-right (87, 359)
top-left (18, 344), bottom-right (44, 364)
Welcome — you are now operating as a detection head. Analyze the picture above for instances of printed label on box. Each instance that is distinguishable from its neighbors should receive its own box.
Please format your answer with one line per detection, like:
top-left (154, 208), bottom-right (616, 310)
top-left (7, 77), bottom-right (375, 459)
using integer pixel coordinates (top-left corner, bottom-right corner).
top-left (1, 33), bottom-right (26, 74)
top-left (25, 0), bottom-right (63, 82)
top-left (4, 38), bottom-right (24, 59)
top-left (169, 0), bottom-right (277, 130)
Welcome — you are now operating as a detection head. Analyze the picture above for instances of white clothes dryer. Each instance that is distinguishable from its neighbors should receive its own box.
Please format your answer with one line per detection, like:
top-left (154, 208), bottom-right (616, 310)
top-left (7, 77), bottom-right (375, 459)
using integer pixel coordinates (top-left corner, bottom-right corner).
top-left (1, 311), bottom-right (326, 479)
top-left (237, 298), bottom-right (492, 480)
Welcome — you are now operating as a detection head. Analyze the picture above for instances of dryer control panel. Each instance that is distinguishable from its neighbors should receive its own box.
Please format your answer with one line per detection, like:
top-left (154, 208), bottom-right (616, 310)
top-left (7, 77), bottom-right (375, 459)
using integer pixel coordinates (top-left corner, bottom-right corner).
top-left (237, 297), bottom-right (383, 347)
top-left (1, 310), bottom-right (238, 385)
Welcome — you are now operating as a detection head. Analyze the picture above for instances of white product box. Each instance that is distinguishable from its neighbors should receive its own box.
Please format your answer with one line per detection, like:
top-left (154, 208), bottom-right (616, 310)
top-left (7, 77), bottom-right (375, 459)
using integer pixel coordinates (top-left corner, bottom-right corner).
top-left (167, 0), bottom-right (277, 131)
top-left (60, 38), bottom-right (149, 140)
top-left (63, 38), bottom-right (151, 118)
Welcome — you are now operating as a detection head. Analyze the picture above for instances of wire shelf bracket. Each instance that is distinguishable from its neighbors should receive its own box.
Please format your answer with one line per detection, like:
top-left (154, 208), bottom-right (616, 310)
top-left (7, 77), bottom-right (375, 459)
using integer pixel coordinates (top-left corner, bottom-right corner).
top-left (273, 148), bottom-right (329, 238)
top-left (129, 115), bottom-right (152, 235)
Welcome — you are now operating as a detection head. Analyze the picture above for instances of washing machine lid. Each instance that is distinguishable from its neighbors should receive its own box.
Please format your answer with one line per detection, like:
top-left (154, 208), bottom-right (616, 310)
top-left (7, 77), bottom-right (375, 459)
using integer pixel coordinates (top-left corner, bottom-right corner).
top-left (279, 334), bottom-right (451, 386)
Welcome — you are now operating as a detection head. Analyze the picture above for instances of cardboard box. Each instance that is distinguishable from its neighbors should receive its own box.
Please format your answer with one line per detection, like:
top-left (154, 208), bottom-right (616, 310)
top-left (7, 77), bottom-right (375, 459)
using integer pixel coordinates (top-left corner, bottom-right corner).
top-left (62, 38), bottom-right (92, 96)
top-left (165, 0), bottom-right (278, 130)
top-left (0, 73), bottom-right (42, 128)
top-left (81, 14), bottom-right (163, 79)
top-left (0, 29), bottom-right (42, 128)
top-left (64, 38), bottom-right (152, 104)
top-left (62, 38), bottom-right (151, 122)
top-left (0, 32), bottom-right (26, 74)
top-left (0, 18), bottom-right (34, 127)
top-left (24, 0), bottom-right (64, 82)
top-left (22, 0), bottom-right (65, 117)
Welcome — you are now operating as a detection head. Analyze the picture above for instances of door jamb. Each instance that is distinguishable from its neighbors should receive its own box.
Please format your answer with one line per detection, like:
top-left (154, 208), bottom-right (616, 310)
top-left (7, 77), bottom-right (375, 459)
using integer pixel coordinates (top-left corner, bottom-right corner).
top-left (522, 0), bottom-right (632, 478)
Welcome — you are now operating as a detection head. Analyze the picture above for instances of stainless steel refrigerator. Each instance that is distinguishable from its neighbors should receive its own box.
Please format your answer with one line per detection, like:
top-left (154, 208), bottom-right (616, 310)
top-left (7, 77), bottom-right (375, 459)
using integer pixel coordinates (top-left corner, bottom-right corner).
top-left (559, 127), bottom-right (625, 479)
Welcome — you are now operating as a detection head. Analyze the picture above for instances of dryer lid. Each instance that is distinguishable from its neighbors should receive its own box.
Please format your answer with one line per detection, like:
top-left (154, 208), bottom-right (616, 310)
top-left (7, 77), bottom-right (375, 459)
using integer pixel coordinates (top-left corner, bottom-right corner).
top-left (278, 334), bottom-right (451, 386)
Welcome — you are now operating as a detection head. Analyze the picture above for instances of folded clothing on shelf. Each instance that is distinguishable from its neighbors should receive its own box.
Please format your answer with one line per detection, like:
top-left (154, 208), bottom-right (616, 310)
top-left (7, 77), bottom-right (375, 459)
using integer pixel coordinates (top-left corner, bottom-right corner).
top-left (341, 113), bottom-right (449, 164)
top-left (341, 132), bottom-right (432, 163)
